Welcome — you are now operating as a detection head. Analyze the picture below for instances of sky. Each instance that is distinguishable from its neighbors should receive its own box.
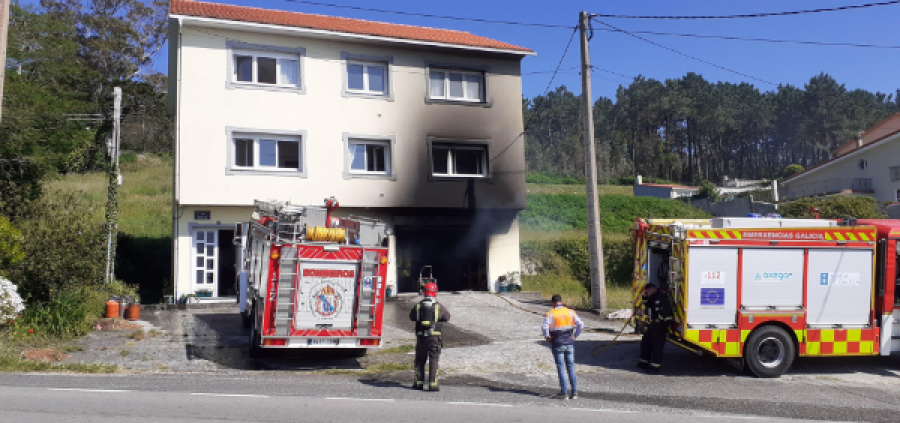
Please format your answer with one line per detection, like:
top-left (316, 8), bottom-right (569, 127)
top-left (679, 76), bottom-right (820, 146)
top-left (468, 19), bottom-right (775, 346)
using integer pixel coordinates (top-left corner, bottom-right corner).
top-left (22, 0), bottom-right (900, 101)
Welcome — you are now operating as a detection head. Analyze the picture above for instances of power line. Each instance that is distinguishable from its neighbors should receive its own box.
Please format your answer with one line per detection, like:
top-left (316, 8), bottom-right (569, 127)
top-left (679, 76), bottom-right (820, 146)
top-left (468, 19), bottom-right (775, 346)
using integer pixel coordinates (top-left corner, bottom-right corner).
top-left (592, 27), bottom-right (900, 49)
top-left (280, 0), bottom-right (573, 29)
top-left (594, 1), bottom-right (900, 19)
top-left (490, 27), bottom-right (578, 164)
top-left (591, 18), bottom-right (776, 86)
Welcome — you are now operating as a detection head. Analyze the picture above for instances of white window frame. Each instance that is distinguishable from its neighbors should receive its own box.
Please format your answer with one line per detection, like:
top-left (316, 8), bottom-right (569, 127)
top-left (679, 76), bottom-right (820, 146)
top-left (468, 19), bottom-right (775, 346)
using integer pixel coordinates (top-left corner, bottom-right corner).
top-left (428, 68), bottom-right (486, 103)
top-left (349, 140), bottom-right (391, 175)
top-left (341, 52), bottom-right (393, 101)
top-left (430, 142), bottom-right (489, 178)
top-left (226, 127), bottom-right (308, 177)
top-left (225, 42), bottom-right (305, 94)
top-left (342, 133), bottom-right (396, 180)
top-left (345, 61), bottom-right (388, 94)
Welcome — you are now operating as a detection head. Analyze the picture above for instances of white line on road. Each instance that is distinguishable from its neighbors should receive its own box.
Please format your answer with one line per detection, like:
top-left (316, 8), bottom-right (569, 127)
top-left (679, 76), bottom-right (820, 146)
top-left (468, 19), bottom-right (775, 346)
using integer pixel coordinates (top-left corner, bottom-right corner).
top-left (447, 402), bottom-right (513, 407)
top-left (49, 388), bottom-right (131, 393)
top-left (325, 397), bottom-right (395, 402)
top-left (571, 408), bottom-right (636, 413)
top-left (191, 393), bottom-right (270, 398)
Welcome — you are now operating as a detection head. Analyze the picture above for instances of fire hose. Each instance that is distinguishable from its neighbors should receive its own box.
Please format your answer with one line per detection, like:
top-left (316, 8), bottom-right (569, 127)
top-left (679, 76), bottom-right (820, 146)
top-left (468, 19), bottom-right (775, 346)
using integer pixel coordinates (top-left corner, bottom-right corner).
top-left (491, 293), bottom-right (641, 356)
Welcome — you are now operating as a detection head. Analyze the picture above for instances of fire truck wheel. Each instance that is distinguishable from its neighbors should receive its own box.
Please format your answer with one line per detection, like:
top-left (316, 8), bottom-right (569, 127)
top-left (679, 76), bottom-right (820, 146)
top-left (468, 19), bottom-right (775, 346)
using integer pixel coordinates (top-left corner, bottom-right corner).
top-left (745, 326), bottom-right (795, 378)
top-left (248, 304), bottom-right (263, 360)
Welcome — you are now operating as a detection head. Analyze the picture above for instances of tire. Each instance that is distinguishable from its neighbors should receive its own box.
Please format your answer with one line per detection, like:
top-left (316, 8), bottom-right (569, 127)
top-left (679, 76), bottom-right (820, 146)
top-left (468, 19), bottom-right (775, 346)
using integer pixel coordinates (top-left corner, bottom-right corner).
top-left (248, 303), bottom-right (263, 360)
top-left (745, 326), bottom-right (795, 378)
top-left (351, 348), bottom-right (368, 358)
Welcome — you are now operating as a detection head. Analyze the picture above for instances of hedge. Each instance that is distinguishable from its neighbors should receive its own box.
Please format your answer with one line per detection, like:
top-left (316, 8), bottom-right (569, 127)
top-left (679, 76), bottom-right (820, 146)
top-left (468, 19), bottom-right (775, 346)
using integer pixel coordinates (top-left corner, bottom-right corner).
top-left (521, 234), bottom-right (634, 289)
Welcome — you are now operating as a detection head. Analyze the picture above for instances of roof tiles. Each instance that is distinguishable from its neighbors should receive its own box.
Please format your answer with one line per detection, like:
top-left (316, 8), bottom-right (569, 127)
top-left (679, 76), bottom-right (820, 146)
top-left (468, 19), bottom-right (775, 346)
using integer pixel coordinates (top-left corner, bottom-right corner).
top-left (170, 0), bottom-right (533, 54)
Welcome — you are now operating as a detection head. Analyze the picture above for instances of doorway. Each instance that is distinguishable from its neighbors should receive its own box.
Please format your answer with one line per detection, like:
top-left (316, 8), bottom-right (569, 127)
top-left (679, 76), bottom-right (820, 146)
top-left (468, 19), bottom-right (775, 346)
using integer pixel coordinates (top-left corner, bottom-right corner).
top-left (217, 229), bottom-right (236, 297)
top-left (191, 228), bottom-right (237, 297)
top-left (394, 226), bottom-right (487, 293)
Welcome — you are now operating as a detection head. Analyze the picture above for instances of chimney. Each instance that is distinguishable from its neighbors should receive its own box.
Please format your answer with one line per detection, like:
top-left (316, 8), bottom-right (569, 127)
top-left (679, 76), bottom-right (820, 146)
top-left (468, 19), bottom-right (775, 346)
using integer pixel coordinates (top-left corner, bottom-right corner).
top-left (635, 175), bottom-right (643, 186)
top-left (772, 179), bottom-right (779, 206)
top-left (857, 131), bottom-right (864, 148)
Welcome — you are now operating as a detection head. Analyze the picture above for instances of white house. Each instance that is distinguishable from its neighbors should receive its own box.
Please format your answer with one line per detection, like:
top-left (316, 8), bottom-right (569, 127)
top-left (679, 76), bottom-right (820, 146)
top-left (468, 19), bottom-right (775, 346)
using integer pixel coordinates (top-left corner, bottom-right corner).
top-left (167, 0), bottom-right (534, 300)
top-left (781, 114), bottom-right (900, 202)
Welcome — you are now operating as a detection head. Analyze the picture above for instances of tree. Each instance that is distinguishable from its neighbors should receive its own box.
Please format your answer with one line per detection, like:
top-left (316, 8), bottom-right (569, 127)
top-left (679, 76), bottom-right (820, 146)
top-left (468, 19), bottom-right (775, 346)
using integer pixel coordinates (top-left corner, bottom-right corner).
top-left (782, 164), bottom-right (805, 179)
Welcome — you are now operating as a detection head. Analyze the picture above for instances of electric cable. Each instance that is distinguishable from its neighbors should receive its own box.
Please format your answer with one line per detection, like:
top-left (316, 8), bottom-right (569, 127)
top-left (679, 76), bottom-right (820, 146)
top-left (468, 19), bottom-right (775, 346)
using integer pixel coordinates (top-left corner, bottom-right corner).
top-left (281, 0), bottom-right (573, 29)
top-left (593, 1), bottom-right (900, 19)
top-left (591, 27), bottom-right (900, 49)
top-left (490, 27), bottom-right (578, 164)
top-left (591, 18), bottom-right (776, 86)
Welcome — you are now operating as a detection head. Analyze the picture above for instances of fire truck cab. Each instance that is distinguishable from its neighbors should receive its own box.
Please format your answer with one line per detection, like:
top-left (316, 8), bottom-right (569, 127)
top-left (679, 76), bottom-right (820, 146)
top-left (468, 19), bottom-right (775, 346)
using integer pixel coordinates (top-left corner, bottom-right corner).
top-left (235, 198), bottom-right (389, 358)
top-left (632, 217), bottom-right (900, 377)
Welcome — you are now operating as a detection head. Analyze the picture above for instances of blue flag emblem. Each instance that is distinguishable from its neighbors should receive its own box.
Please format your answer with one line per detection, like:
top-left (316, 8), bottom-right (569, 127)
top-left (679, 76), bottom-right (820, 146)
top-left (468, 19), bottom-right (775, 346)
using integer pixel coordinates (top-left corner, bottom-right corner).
top-left (700, 288), bottom-right (725, 306)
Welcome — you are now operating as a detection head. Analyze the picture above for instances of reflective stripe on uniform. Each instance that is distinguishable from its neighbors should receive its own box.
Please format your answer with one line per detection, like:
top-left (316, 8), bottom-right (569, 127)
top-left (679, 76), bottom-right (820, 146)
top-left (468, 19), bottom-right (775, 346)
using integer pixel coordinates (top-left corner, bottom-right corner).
top-left (548, 308), bottom-right (576, 331)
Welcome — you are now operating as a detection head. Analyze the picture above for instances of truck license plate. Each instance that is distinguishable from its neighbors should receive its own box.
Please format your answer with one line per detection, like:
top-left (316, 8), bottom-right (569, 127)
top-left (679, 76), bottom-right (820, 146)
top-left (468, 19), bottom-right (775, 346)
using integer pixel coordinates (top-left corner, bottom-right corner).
top-left (308, 339), bottom-right (339, 346)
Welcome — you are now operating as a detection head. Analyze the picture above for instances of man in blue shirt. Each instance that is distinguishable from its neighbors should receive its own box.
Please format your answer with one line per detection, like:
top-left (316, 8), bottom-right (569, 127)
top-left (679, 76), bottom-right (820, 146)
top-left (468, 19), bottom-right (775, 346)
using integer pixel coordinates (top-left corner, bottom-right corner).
top-left (542, 294), bottom-right (584, 400)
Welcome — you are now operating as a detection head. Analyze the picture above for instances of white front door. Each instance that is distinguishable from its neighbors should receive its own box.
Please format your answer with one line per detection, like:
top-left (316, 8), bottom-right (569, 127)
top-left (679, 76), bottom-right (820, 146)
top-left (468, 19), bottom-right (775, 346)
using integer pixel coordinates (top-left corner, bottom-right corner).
top-left (193, 229), bottom-right (218, 296)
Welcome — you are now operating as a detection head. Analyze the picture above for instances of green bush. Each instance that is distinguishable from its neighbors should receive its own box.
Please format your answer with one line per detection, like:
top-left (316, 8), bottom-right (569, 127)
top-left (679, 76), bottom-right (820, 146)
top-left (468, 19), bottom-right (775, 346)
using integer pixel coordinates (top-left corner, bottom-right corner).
top-left (5, 191), bottom-right (106, 302)
top-left (0, 216), bottom-right (24, 269)
top-left (9, 281), bottom-right (137, 338)
top-left (780, 196), bottom-right (886, 219)
top-left (521, 234), bottom-right (634, 289)
top-left (521, 194), bottom-right (710, 233)
top-left (119, 152), bottom-right (138, 163)
top-left (782, 164), bottom-right (804, 178)
top-left (699, 181), bottom-right (721, 202)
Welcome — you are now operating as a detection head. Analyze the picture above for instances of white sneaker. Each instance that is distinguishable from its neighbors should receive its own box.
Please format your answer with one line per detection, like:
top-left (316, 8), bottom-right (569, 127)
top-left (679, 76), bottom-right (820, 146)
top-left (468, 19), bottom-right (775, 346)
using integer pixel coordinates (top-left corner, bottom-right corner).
top-left (569, 391), bottom-right (578, 400)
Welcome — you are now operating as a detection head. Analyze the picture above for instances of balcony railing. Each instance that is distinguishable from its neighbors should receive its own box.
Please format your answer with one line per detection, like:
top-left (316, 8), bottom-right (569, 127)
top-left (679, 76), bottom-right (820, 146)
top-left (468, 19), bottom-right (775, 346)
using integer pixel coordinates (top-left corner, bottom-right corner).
top-left (781, 178), bottom-right (873, 200)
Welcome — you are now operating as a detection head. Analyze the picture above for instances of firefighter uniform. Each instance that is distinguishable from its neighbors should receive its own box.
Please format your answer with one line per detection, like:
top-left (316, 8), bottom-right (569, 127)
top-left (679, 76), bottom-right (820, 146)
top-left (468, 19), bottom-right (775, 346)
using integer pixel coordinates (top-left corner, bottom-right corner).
top-left (409, 297), bottom-right (451, 391)
top-left (639, 289), bottom-right (673, 373)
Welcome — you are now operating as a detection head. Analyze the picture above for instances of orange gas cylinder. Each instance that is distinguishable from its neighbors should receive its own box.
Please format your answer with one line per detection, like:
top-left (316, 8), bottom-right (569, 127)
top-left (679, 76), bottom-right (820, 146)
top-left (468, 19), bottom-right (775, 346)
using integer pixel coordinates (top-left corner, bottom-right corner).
top-left (106, 300), bottom-right (119, 318)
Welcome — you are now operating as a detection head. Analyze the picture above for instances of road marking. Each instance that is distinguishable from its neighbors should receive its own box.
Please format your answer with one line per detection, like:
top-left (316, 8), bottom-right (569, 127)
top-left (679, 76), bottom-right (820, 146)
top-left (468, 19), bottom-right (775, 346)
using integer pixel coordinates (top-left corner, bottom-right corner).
top-left (49, 388), bottom-right (130, 393)
top-left (325, 397), bottom-right (395, 402)
top-left (571, 408), bottom-right (635, 413)
top-left (447, 402), bottom-right (513, 407)
top-left (191, 393), bottom-right (269, 398)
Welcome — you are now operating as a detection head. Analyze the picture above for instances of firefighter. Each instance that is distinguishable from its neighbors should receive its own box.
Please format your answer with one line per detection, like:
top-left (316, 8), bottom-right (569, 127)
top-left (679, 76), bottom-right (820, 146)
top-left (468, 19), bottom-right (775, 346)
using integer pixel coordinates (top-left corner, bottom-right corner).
top-left (638, 283), bottom-right (673, 374)
top-left (542, 294), bottom-right (584, 400)
top-left (409, 282), bottom-right (450, 391)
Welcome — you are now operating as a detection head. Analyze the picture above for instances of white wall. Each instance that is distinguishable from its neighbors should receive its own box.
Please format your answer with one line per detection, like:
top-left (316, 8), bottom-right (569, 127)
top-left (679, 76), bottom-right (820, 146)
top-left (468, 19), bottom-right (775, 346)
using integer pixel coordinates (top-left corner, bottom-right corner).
top-left (173, 24), bottom-right (527, 211)
top-left (784, 133), bottom-right (900, 203)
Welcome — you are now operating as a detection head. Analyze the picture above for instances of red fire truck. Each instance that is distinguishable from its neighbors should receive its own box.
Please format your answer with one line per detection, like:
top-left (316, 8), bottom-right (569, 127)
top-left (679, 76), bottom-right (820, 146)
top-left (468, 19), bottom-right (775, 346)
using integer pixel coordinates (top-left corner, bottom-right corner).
top-left (632, 217), bottom-right (900, 377)
top-left (234, 198), bottom-right (389, 358)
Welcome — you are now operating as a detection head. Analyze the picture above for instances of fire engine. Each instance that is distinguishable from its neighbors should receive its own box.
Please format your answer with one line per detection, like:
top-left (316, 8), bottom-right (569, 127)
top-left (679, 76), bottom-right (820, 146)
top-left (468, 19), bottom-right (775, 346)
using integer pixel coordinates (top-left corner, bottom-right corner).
top-left (632, 216), bottom-right (900, 377)
top-left (234, 198), bottom-right (389, 358)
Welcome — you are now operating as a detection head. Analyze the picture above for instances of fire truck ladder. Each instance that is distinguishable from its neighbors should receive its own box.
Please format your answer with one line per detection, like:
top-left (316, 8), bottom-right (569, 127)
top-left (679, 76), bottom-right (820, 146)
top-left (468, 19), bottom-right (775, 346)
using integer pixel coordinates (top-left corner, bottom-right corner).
top-left (274, 246), bottom-right (298, 337)
top-left (355, 250), bottom-right (379, 337)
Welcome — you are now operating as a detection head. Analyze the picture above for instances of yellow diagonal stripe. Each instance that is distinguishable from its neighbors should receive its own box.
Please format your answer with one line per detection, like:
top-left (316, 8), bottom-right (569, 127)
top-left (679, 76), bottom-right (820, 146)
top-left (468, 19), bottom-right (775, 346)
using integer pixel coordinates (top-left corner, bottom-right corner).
top-left (825, 233), bottom-right (833, 241)
top-left (834, 233), bottom-right (845, 241)
top-left (847, 233), bottom-right (858, 241)
top-left (707, 231), bottom-right (718, 239)
top-left (859, 233), bottom-right (870, 241)
top-left (721, 232), bottom-right (732, 239)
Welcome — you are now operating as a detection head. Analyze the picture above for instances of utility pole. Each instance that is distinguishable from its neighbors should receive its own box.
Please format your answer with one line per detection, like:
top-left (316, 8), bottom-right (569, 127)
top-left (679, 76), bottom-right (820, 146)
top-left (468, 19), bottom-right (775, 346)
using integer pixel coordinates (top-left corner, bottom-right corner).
top-left (579, 11), bottom-right (607, 310)
top-left (0, 0), bottom-right (11, 126)
top-left (105, 87), bottom-right (122, 284)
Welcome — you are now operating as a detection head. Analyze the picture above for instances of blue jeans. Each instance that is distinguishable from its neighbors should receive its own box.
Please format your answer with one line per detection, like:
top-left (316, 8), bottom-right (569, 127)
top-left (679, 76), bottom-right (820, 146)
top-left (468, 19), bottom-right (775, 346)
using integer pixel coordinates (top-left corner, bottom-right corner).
top-left (552, 344), bottom-right (576, 394)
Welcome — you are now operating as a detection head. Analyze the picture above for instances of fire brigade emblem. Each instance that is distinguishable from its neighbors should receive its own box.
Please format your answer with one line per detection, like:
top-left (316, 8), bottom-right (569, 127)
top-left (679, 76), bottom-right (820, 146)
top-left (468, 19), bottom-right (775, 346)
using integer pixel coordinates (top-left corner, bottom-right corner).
top-left (312, 284), bottom-right (343, 319)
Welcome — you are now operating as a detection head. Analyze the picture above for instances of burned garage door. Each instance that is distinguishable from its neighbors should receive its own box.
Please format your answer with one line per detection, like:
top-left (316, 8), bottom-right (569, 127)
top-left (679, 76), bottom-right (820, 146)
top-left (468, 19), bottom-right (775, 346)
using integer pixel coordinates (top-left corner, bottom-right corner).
top-left (395, 226), bottom-right (487, 293)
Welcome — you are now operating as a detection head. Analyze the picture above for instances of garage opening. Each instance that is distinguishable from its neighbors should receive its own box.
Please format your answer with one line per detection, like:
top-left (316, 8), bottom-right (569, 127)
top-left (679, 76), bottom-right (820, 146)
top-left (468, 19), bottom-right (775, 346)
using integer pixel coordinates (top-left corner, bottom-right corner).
top-left (394, 226), bottom-right (487, 293)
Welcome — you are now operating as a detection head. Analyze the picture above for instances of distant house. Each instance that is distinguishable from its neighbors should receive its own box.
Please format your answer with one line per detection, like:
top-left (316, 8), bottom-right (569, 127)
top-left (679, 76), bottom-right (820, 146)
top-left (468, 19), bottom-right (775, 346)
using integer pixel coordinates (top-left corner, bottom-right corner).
top-left (781, 114), bottom-right (900, 202)
top-left (166, 0), bottom-right (534, 300)
top-left (633, 177), bottom-right (699, 199)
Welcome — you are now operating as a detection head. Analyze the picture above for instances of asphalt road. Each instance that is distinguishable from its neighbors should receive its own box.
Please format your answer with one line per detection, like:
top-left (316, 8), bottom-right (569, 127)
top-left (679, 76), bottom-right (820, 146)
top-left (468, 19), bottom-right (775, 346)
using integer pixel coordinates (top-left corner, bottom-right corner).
top-left (0, 373), bottom-right (824, 423)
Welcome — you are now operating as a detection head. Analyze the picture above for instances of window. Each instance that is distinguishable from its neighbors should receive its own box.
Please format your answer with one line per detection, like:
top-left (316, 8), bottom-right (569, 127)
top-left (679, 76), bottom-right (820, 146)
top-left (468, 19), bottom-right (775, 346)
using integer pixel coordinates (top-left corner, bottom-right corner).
top-left (231, 133), bottom-right (302, 172)
top-left (431, 144), bottom-right (488, 177)
top-left (429, 68), bottom-right (485, 102)
top-left (232, 51), bottom-right (299, 87)
top-left (346, 62), bottom-right (387, 94)
top-left (858, 159), bottom-right (868, 170)
top-left (349, 140), bottom-right (390, 174)
top-left (890, 166), bottom-right (900, 182)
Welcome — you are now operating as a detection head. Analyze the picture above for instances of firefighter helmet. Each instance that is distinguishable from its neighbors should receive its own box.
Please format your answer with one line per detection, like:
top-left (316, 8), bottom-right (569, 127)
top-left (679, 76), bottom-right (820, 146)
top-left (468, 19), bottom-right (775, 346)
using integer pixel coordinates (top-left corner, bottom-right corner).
top-left (423, 282), bottom-right (438, 297)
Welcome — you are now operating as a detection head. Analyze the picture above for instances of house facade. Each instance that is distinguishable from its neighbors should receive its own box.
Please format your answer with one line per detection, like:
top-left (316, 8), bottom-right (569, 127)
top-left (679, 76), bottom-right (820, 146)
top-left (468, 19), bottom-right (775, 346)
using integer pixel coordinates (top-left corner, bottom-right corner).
top-left (781, 114), bottom-right (900, 202)
top-left (167, 0), bottom-right (534, 300)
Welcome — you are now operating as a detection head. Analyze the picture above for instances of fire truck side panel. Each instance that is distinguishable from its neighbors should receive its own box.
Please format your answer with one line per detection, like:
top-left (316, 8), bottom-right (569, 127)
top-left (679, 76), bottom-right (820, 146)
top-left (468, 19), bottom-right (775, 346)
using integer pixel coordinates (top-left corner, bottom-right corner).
top-left (740, 249), bottom-right (804, 309)
top-left (296, 260), bottom-right (358, 330)
top-left (685, 247), bottom-right (738, 326)
top-left (806, 249), bottom-right (874, 326)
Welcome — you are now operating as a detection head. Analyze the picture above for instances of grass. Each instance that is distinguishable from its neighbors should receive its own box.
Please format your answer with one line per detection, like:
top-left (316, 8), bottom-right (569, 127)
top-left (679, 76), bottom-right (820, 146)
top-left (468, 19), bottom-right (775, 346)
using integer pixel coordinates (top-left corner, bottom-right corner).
top-left (522, 273), bottom-right (632, 311)
top-left (0, 356), bottom-right (117, 373)
top-left (319, 362), bottom-right (413, 375)
top-left (376, 344), bottom-right (415, 355)
top-left (526, 184), bottom-right (633, 196)
top-left (46, 155), bottom-right (172, 239)
top-left (125, 329), bottom-right (159, 341)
